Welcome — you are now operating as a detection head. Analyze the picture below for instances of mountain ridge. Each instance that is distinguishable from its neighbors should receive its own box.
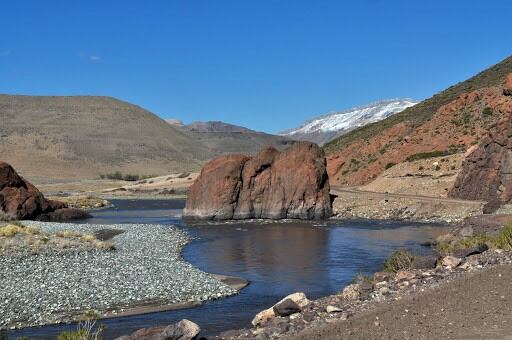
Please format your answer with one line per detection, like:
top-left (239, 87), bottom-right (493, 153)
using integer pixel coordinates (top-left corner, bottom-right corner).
top-left (281, 99), bottom-right (417, 145)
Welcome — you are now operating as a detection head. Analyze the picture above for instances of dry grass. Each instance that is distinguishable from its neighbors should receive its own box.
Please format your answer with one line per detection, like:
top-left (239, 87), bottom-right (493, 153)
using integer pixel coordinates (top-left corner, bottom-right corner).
top-left (0, 223), bottom-right (115, 254)
top-left (436, 223), bottom-right (512, 255)
top-left (47, 196), bottom-right (111, 210)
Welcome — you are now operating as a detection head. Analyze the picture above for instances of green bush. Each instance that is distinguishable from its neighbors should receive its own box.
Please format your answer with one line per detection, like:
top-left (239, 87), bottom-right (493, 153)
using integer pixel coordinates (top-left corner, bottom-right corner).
top-left (405, 149), bottom-right (458, 162)
top-left (382, 249), bottom-right (415, 272)
top-left (385, 162), bottom-right (396, 170)
top-left (494, 224), bottom-right (512, 250)
top-left (57, 329), bottom-right (89, 340)
top-left (482, 106), bottom-right (493, 116)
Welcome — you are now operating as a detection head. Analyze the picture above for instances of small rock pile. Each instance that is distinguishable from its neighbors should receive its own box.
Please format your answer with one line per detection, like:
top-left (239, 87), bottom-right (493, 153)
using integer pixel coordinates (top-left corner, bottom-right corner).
top-left (215, 249), bottom-right (512, 339)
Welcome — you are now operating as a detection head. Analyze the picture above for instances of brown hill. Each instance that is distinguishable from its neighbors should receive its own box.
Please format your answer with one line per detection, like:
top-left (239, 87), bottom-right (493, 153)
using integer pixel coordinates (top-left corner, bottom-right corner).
top-left (0, 95), bottom-right (210, 180)
top-left (324, 56), bottom-right (512, 186)
top-left (169, 120), bottom-right (296, 155)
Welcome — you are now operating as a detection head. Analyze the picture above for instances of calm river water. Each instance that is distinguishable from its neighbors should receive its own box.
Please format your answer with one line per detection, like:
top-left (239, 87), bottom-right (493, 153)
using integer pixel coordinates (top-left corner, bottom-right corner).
top-left (10, 199), bottom-right (447, 339)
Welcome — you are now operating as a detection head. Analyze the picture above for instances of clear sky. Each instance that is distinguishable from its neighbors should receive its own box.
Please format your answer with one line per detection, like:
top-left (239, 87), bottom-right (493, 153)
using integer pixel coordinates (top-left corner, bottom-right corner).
top-left (1, 0), bottom-right (511, 133)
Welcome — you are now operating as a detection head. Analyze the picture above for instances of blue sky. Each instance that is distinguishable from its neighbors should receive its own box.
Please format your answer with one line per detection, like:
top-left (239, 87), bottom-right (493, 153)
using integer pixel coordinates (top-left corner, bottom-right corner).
top-left (1, 1), bottom-right (511, 133)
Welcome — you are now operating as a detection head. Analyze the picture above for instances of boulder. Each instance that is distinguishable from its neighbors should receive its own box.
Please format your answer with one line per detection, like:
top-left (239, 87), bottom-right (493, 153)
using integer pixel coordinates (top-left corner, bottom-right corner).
top-left (441, 256), bottom-right (462, 268)
top-left (452, 244), bottom-right (488, 258)
top-left (395, 270), bottom-right (416, 281)
top-left (0, 161), bottom-right (89, 221)
top-left (504, 73), bottom-right (512, 96)
top-left (273, 298), bottom-right (301, 317)
top-left (341, 283), bottom-right (360, 301)
top-left (114, 319), bottom-right (200, 340)
top-left (251, 292), bottom-right (309, 326)
top-left (183, 142), bottom-right (332, 220)
top-left (412, 255), bottom-right (439, 269)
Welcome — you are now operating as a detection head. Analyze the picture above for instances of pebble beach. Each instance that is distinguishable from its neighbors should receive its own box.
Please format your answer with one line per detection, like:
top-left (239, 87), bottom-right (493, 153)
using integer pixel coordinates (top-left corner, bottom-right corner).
top-left (0, 222), bottom-right (236, 329)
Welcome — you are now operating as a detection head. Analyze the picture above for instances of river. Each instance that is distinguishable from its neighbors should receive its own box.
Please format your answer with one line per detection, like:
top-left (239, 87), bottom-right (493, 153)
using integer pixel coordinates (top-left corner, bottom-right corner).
top-left (10, 199), bottom-right (447, 339)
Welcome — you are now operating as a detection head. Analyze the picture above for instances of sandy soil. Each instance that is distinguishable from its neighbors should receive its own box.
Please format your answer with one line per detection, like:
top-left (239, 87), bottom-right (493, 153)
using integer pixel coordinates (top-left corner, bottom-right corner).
top-left (33, 172), bottom-right (198, 198)
top-left (361, 154), bottom-right (464, 197)
top-left (287, 265), bottom-right (512, 340)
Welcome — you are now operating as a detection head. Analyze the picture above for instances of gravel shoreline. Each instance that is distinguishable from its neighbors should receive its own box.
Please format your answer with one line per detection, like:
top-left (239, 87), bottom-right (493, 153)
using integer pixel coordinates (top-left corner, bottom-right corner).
top-left (0, 222), bottom-right (237, 330)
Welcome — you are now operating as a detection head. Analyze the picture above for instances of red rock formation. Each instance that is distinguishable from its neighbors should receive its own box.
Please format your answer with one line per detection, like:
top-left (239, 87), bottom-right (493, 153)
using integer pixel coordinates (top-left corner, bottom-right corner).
top-left (183, 142), bottom-right (332, 220)
top-left (504, 73), bottom-right (512, 96)
top-left (0, 161), bottom-right (89, 220)
top-left (449, 114), bottom-right (512, 211)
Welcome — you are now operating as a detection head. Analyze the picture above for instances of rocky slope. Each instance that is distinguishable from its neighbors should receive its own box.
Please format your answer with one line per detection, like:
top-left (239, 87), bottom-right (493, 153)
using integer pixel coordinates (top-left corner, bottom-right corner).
top-left (282, 99), bottom-right (417, 145)
top-left (324, 56), bottom-right (512, 187)
top-left (169, 120), bottom-right (296, 156)
top-left (449, 83), bottom-right (512, 211)
top-left (0, 95), bottom-right (211, 180)
top-left (183, 142), bottom-right (332, 220)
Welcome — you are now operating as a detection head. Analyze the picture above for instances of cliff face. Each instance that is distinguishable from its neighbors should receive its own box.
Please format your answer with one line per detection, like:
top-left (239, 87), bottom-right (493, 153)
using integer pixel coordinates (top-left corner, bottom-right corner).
top-left (183, 142), bottom-right (332, 220)
top-left (449, 79), bottom-right (512, 211)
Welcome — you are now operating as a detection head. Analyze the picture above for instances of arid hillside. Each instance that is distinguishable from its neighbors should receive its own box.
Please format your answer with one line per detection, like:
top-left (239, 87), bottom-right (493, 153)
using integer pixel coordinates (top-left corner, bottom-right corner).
top-left (0, 95), bottom-right (210, 180)
top-left (325, 56), bottom-right (512, 186)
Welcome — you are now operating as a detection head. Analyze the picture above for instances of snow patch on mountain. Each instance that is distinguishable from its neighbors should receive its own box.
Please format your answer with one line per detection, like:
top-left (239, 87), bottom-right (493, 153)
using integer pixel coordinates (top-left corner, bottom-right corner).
top-left (281, 99), bottom-right (418, 145)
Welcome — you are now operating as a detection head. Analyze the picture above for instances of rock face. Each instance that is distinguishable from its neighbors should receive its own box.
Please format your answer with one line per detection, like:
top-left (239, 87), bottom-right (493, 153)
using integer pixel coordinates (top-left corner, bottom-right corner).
top-left (0, 161), bottom-right (89, 221)
top-left (183, 142), bottom-right (332, 220)
top-left (449, 114), bottom-right (512, 211)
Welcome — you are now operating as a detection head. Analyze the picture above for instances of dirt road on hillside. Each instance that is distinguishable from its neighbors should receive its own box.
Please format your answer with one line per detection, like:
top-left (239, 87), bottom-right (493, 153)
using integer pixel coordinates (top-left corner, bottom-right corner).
top-left (285, 265), bottom-right (512, 340)
top-left (330, 186), bottom-right (484, 206)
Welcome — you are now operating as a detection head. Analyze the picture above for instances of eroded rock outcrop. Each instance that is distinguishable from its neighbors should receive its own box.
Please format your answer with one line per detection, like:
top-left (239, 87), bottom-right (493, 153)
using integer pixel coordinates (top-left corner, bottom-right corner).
top-left (504, 73), bottom-right (512, 96)
top-left (0, 161), bottom-right (89, 221)
top-left (449, 114), bottom-right (512, 211)
top-left (183, 142), bottom-right (332, 220)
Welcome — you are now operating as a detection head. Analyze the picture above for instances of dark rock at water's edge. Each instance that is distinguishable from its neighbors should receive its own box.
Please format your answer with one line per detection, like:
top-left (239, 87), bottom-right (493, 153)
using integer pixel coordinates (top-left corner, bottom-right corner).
top-left (183, 142), bottom-right (332, 220)
top-left (0, 161), bottom-right (89, 221)
top-left (115, 319), bottom-right (200, 340)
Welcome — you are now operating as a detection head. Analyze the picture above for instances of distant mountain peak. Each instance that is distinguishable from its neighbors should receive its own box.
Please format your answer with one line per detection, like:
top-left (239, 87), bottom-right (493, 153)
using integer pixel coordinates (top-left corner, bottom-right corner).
top-left (281, 99), bottom-right (418, 145)
top-left (184, 121), bottom-right (255, 133)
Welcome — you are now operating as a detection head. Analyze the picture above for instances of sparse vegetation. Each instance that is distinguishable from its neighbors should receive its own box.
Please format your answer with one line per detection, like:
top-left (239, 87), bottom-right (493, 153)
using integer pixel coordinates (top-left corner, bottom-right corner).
top-left (482, 106), bottom-right (493, 116)
top-left (352, 272), bottom-right (373, 285)
top-left (437, 224), bottom-right (512, 255)
top-left (382, 249), bottom-right (415, 273)
top-left (47, 196), bottom-right (110, 210)
top-left (405, 149), bottom-right (458, 162)
top-left (385, 162), bottom-right (396, 170)
top-left (57, 320), bottom-right (104, 340)
top-left (0, 223), bottom-right (114, 254)
top-left (100, 172), bottom-right (155, 182)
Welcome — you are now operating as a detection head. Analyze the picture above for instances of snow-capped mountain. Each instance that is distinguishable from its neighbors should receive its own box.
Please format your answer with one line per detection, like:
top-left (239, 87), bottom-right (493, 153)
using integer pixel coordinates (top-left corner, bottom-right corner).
top-left (281, 99), bottom-right (418, 145)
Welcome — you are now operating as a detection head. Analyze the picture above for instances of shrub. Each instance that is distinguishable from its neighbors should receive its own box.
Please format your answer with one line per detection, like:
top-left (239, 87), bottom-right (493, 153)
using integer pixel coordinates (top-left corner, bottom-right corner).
top-left (385, 162), bottom-right (396, 170)
top-left (57, 320), bottom-right (104, 340)
top-left (382, 249), bottom-right (415, 272)
top-left (177, 172), bottom-right (191, 179)
top-left (352, 272), bottom-right (373, 285)
top-left (436, 233), bottom-right (491, 255)
top-left (405, 149), bottom-right (458, 162)
top-left (482, 106), bottom-right (493, 116)
top-left (494, 224), bottom-right (512, 250)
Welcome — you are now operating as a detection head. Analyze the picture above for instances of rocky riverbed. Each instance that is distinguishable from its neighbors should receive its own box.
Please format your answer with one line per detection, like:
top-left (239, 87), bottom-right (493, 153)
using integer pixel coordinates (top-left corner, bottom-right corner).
top-left (0, 222), bottom-right (236, 330)
top-left (214, 249), bottom-right (512, 339)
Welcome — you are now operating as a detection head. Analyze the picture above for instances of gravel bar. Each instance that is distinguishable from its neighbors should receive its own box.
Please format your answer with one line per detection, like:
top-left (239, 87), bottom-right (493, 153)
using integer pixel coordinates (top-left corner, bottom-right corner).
top-left (0, 222), bottom-right (236, 329)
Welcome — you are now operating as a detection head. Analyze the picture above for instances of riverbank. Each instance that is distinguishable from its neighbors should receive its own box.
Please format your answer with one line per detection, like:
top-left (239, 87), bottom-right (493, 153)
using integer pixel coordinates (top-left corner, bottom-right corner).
top-left (214, 248), bottom-right (512, 339)
top-left (0, 222), bottom-right (237, 330)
